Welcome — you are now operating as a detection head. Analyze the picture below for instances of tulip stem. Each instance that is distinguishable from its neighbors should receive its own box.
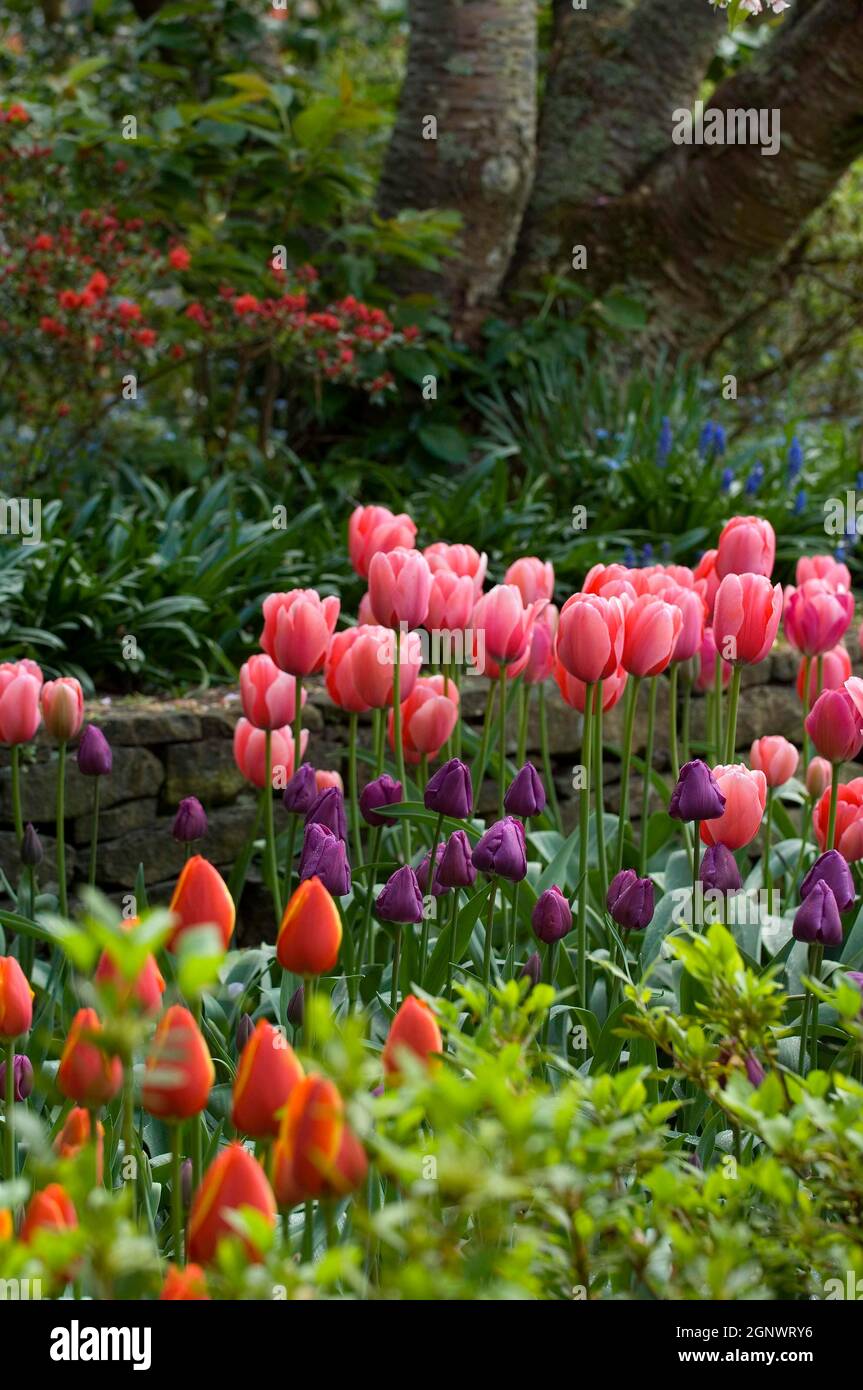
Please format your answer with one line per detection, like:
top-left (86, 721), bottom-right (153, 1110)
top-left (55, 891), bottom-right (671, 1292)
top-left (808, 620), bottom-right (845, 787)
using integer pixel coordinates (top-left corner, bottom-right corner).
top-left (390, 930), bottom-right (402, 1011)
top-left (191, 996), bottom-right (204, 1190)
top-left (4, 1037), bottom-right (15, 1183)
top-left (357, 827), bottom-right (382, 990)
top-left (798, 942), bottom-right (824, 1074)
top-left (88, 778), bottom-right (101, 888)
top-left (348, 712), bottom-right (363, 869)
top-left (723, 665), bottom-right (742, 765)
top-left (445, 888), bottom-right (459, 999)
top-left (482, 879), bottom-right (497, 993)
top-left (692, 822), bottom-right (701, 909)
top-left (826, 766), bottom-right (840, 850)
top-left (594, 682), bottom-right (608, 910)
top-left (497, 664), bottom-right (508, 819)
top-left (10, 745), bottom-right (23, 848)
top-left (391, 632), bottom-right (411, 863)
top-left (763, 789), bottom-right (773, 901)
top-left (472, 684), bottom-right (497, 810)
top-left (122, 1057), bottom-right (136, 1211)
top-left (452, 666), bottom-right (462, 760)
top-left (56, 740), bottom-right (68, 916)
top-left (517, 682), bottom-right (530, 768)
top-left (283, 812), bottom-right (298, 901)
top-left (302, 1199), bottom-right (314, 1263)
top-left (303, 974), bottom-right (314, 1052)
top-left (293, 676), bottom-right (303, 784)
top-left (681, 670), bottom-right (692, 767)
top-left (792, 797), bottom-right (812, 901)
top-left (538, 684), bottom-right (562, 833)
top-left (616, 676), bottom-right (641, 873)
top-left (421, 813), bottom-right (444, 985)
top-left (171, 1123), bottom-right (184, 1264)
top-left (264, 730), bottom-right (282, 926)
top-left (577, 685), bottom-right (594, 1010)
top-left (638, 677), bottom-right (658, 877)
top-left (669, 663), bottom-right (681, 781)
top-left (714, 652), bottom-right (724, 762)
top-left (801, 655), bottom-right (812, 771)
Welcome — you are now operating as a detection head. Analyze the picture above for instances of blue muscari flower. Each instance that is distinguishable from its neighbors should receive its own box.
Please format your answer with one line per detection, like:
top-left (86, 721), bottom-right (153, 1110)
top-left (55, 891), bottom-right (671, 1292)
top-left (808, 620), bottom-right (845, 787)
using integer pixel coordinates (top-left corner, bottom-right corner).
top-left (836, 542), bottom-right (847, 562)
top-left (793, 490), bottom-right (806, 516)
top-left (856, 471), bottom-right (863, 492)
top-left (623, 545), bottom-right (636, 568)
top-left (656, 417), bottom-right (672, 467)
top-left (787, 436), bottom-right (803, 479)
top-left (720, 467), bottom-right (734, 493)
top-left (713, 424), bottom-right (726, 456)
top-left (641, 543), bottom-right (654, 565)
top-left (698, 420), bottom-right (715, 459)
top-left (745, 464), bottom-right (764, 496)
top-left (596, 428), bottom-right (609, 441)
top-left (661, 541), bottom-right (671, 560)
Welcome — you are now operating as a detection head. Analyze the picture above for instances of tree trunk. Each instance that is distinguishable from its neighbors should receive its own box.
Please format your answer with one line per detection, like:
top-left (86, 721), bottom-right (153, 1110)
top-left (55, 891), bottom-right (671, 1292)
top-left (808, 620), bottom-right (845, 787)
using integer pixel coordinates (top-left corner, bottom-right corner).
top-left (377, 0), bottom-right (536, 328)
top-left (509, 0), bottom-right (721, 288)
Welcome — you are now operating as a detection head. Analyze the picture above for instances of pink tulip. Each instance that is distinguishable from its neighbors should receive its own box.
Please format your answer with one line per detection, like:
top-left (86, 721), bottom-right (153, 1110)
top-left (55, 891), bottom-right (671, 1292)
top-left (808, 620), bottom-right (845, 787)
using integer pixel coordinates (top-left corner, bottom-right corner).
top-left (233, 719), bottom-right (307, 790)
top-left (358, 591), bottom-right (375, 625)
top-left (693, 549), bottom-right (720, 620)
top-left (315, 769), bottom-right (344, 794)
top-left (348, 505), bottom-right (416, 579)
top-left (424, 542), bottom-right (487, 597)
top-left (715, 515), bottom-right (776, 579)
top-left (368, 548), bottom-right (432, 630)
top-left (348, 625), bottom-right (422, 710)
top-left (621, 595), bottom-right (683, 677)
top-left (663, 564), bottom-right (696, 589)
top-left (0, 664), bottom-right (42, 745)
top-left (750, 736), bottom-right (799, 789)
top-left (796, 644), bottom-right (851, 706)
top-left (389, 676), bottom-right (459, 765)
top-left (504, 557), bottom-right (555, 604)
top-left (813, 778), bottom-right (863, 858)
top-left (260, 590), bottom-right (340, 676)
top-left (663, 584), bottom-right (705, 663)
top-left (582, 563), bottom-right (638, 603)
top-left (796, 555), bottom-right (851, 592)
top-left (473, 584), bottom-right (544, 667)
top-left (700, 764), bottom-right (767, 850)
top-left (240, 654), bottom-right (305, 730)
top-left (554, 660), bottom-right (627, 713)
top-left (784, 579), bottom-right (853, 657)
top-left (805, 688), bottom-right (863, 764)
top-left (40, 678), bottom-right (84, 742)
top-left (694, 626), bottom-right (732, 693)
top-left (523, 604), bottom-right (558, 685)
top-left (712, 573), bottom-right (782, 665)
top-left (425, 568), bottom-right (475, 632)
top-left (324, 630), bottom-right (373, 713)
top-left (556, 593), bottom-right (625, 683)
top-left (806, 757), bottom-right (832, 800)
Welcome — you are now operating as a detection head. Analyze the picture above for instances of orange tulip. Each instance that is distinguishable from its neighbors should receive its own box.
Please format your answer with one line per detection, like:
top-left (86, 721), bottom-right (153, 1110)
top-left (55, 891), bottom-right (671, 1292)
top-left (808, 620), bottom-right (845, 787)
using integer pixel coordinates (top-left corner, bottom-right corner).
top-left (0, 956), bottom-right (33, 1039)
top-left (276, 876), bottom-right (342, 976)
top-left (94, 919), bottom-right (166, 1014)
top-left (54, 1106), bottom-right (105, 1183)
top-left (57, 1008), bottom-right (123, 1106)
top-left (142, 1005), bottom-right (214, 1121)
top-left (168, 855), bottom-right (235, 953)
top-left (270, 1074), bottom-right (352, 1206)
top-left (160, 1262), bottom-right (210, 1300)
top-left (187, 1142), bottom-right (277, 1265)
top-left (21, 1183), bottom-right (77, 1243)
top-left (382, 996), bottom-right (443, 1079)
top-left (0, 1209), bottom-right (12, 1242)
top-left (232, 1020), bottom-right (304, 1138)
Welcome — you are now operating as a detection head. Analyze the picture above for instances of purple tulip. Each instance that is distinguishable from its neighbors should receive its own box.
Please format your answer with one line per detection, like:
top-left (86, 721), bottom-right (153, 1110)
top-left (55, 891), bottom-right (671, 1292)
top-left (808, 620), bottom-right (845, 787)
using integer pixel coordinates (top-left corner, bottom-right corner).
top-left (532, 885), bottom-right (572, 945)
top-left (417, 841), bottom-right (449, 898)
top-left (172, 796), bottom-right (208, 843)
top-left (519, 952), bottom-right (542, 989)
top-left (699, 843), bottom-right (742, 894)
top-left (668, 759), bottom-right (726, 822)
top-left (792, 880), bottom-right (843, 946)
top-left (375, 864), bottom-right (424, 924)
top-left (359, 773), bottom-right (403, 827)
top-left (282, 762), bottom-right (318, 816)
top-left (0, 1053), bottom-right (33, 1102)
top-left (424, 758), bottom-right (473, 819)
top-left (606, 868), bottom-right (654, 931)
top-left (237, 1013), bottom-right (254, 1052)
top-left (472, 816), bottom-right (527, 882)
top-left (299, 822), bottom-right (351, 896)
top-left (305, 785), bottom-right (347, 843)
top-left (744, 1052), bottom-right (765, 1087)
top-left (181, 1157), bottom-right (193, 1208)
top-left (287, 984), bottom-right (304, 1029)
top-left (504, 762), bottom-right (546, 819)
top-left (800, 849), bottom-right (855, 915)
top-left (21, 822), bottom-right (43, 867)
top-left (76, 724), bottom-right (113, 777)
top-left (438, 830), bottom-right (477, 890)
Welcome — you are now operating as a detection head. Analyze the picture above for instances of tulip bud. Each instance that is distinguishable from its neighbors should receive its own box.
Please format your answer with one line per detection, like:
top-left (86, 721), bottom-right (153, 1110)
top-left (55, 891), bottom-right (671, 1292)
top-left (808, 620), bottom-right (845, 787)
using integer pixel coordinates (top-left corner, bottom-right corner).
top-left (800, 849), bottom-right (855, 914)
top-left (40, 677), bottom-right (84, 742)
top-left (417, 842), bottom-right (448, 898)
top-left (382, 996), bottom-right (443, 1078)
top-left (54, 1107), bottom-right (104, 1181)
top-left (277, 876), bottom-right (343, 975)
top-left (282, 762), bottom-right (318, 816)
top-left (805, 756), bottom-right (832, 801)
top-left (0, 1052), bottom-right (33, 1102)
top-left (270, 1074), bottom-right (366, 1206)
top-left (805, 689), bottom-right (863, 764)
top-left (531, 885), bottom-right (572, 945)
top-left (161, 1263), bottom-right (209, 1301)
top-left (20, 822), bottom-right (42, 867)
top-left (57, 1007), bottom-right (123, 1106)
top-left (606, 869), bottom-right (655, 931)
top-left (232, 1019), bottom-right (304, 1139)
top-left (792, 880), bottom-right (843, 946)
top-left (181, 1158), bottom-right (193, 1209)
top-left (237, 1013), bottom-right (254, 1052)
top-left (744, 1053), bottom-right (765, 1088)
top-left (0, 956), bottom-right (33, 1040)
top-left (504, 762), bottom-right (546, 819)
top-left (668, 759), bottom-right (726, 822)
top-left (375, 865), bottom-right (424, 924)
top-left (167, 854), bottom-right (235, 952)
top-left (698, 843), bottom-right (742, 894)
top-left (519, 951), bottom-right (542, 989)
top-left (298, 822), bottom-right (351, 897)
top-left (359, 773), bottom-right (403, 827)
top-left (76, 723), bottom-right (112, 777)
top-left (287, 985), bottom-right (304, 1030)
top-left (188, 1143), bottom-right (277, 1265)
top-left (142, 1005), bottom-right (214, 1121)
top-left (172, 796), bottom-right (208, 843)
top-left (471, 817), bottom-right (527, 882)
top-left (21, 1184), bottom-right (77, 1245)
top-left (424, 758), bottom-right (473, 819)
top-left (437, 830), bottom-right (477, 890)
top-left (305, 785), bottom-right (347, 843)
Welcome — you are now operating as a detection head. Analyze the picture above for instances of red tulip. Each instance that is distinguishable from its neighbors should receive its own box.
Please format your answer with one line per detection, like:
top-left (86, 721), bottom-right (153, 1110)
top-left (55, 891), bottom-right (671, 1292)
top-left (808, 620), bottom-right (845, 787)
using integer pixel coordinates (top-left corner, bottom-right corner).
top-left (349, 504), bottom-right (416, 578)
top-left (260, 589), bottom-right (340, 676)
top-left (276, 876), bottom-right (343, 976)
top-left (168, 854), bottom-right (236, 952)
top-left (700, 764), bottom-right (767, 850)
top-left (142, 1004), bottom-right (214, 1121)
top-left (813, 778), bottom-right (863, 859)
top-left (556, 592), bottom-right (625, 683)
top-left (383, 995), bottom-right (443, 1079)
top-left (554, 659), bottom-right (627, 713)
top-left (504, 557), bottom-right (555, 604)
top-left (231, 1020), bottom-right (304, 1139)
top-left (368, 547), bottom-right (432, 629)
top-left (0, 663), bottom-right (41, 744)
top-left (21, 1184), bottom-right (77, 1244)
top-left (160, 1263), bottom-right (210, 1300)
top-left (239, 654), bottom-right (305, 729)
top-left (715, 515), bottom-right (776, 579)
top-left (233, 717), bottom-right (305, 791)
top-left (187, 1142), bottom-right (277, 1264)
top-left (805, 688), bottom-right (863, 764)
top-left (784, 579), bottom-right (853, 657)
top-left (750, 736), bottom-right (799, 789)
top-left (388, 675), bottom-right (459, 765)
top-left (424, 541), bottom-right (487, 596)
top-left (270, 1074), bottom-right (365, 1206)
top-left (94, 919), bottom-right (165, 1014)
top-left (0, 956), bottom-right (33, 1039)
top-left (712, 573), bottom-right (783, 665)
top-left (40, 677), bottom-right (84, 741)
top-left (54, 1107), bottom-right (104, 1182)
top-left (796, 644), bottom-right (851, 705)
top-left (57, 1007), bottom-right (123, 1106)
top-left (621, 594), bottom-right (683, 677)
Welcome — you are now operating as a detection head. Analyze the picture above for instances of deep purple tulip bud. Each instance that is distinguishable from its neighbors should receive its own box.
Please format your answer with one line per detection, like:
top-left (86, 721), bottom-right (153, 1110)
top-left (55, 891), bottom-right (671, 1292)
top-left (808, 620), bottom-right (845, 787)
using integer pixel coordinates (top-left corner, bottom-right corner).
top-left (744, 1052), bottom-right (765, 1088)
top-left (504, 762), bottom-right (546, 819)
top-left (0, 1053), bottom-right (33, 1102)
top-left (532, 884), bottom-right (572, 945)
top-left (519, 951), bottom-right (543, 989)
top-left (417, 842), bottom-right (449, 898)
top-left (237, 1013), bottom-right (254, 1052)
top-left (438, 830), bottom-right (477, 890)
top-left (359, 773), bottom-right (403, 827)
top-left (800, 849), bottom-right (855, 915)
top-left (298, 822), bottom-right (351, 896)
top-left (606, 868), bottom-right (655, 931)
top-left (282, 762), bottom-right (318, 816)
top-left (668, 759), bottom-right (726, 822)
top-left (699, 843), bottom-right (742, 894)
top-left (375, 864), bottom-right (424, 924)
top-left (181, 1157), bottom-right (193, 1209)
top-left (792, 879), bottom-right (843, 946)
top-left (305, 785), bottom-right (347, 843)
top-left (21, 822), bottom-right (43, 867)
top-left (472, 816), bottom-right (527, 882)
top-left (287, 984), bottom-right (304, 1029)
top-left (172, 795), bottom-right (208, 843)
top-left (424, 758), bottom-right (473, 819)
top-left (846, 971), bottom-right (863, 1017)
top-left (76, 723), bottom-right (113, 777)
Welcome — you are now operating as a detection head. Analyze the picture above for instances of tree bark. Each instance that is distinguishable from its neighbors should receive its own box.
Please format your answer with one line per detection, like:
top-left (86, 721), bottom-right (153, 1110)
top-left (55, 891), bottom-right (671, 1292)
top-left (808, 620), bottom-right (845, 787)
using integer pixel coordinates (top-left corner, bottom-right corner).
top-left (509, 0), bottom-right (721, 288)
top-left (376, 0), bottom-right (536, 327)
